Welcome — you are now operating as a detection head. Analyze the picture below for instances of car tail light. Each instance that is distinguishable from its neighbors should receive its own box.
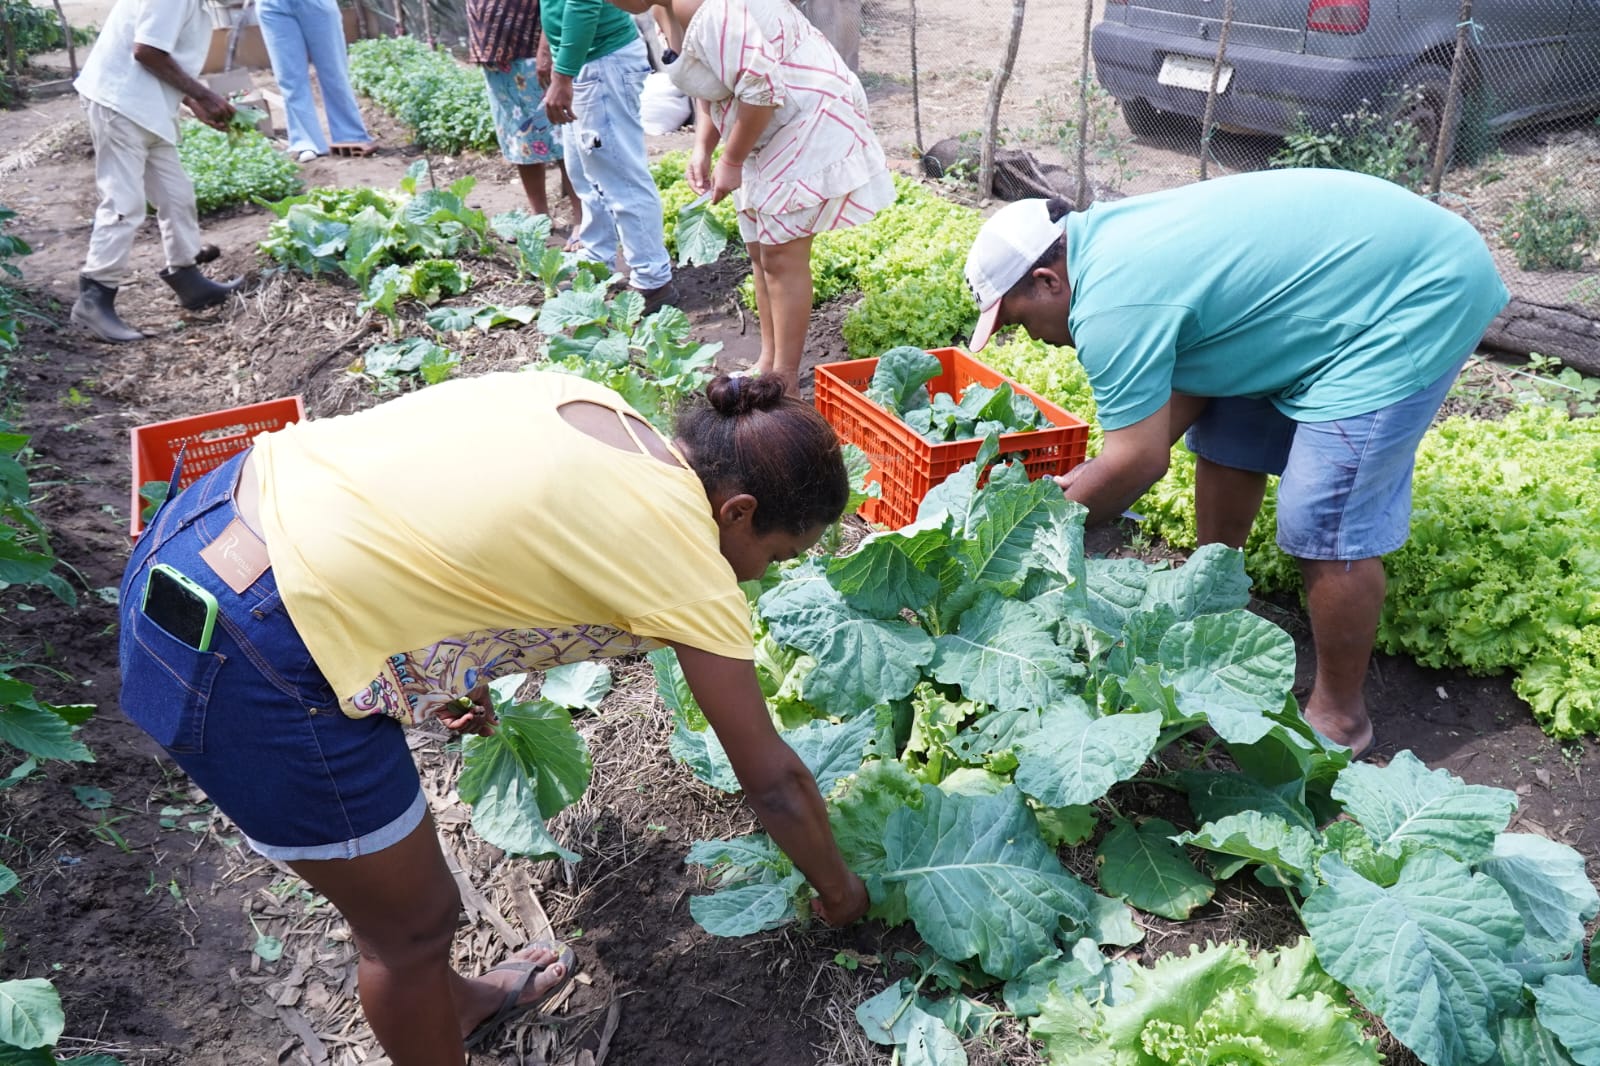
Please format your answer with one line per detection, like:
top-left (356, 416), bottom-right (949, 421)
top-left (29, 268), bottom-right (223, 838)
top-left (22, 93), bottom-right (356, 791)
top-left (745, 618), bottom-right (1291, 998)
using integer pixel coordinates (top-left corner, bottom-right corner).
top-left (1307, 0), bottom-right (1368, 32)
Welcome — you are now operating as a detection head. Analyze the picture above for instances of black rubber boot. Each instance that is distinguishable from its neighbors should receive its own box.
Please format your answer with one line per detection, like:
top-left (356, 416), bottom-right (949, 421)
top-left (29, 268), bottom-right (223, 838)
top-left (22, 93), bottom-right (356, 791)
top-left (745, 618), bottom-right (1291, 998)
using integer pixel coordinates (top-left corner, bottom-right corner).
top-left (159, 264), bottom-right (243, 311)
top-left (70, 275), bottom-right (144, 343)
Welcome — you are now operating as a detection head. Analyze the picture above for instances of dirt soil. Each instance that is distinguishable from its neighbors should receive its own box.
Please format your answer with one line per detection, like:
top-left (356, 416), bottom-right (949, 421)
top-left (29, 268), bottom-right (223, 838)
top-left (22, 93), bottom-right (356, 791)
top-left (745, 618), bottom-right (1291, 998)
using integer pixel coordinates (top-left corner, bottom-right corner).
top-left (1, 72), bottom-right (1597, 1066)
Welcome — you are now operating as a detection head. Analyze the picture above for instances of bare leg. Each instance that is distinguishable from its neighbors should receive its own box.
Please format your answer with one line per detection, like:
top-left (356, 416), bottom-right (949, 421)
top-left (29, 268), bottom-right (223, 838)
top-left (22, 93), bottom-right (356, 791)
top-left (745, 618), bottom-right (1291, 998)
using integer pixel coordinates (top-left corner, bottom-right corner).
top-left (1299, 556), bottom-right (1383, 754)
top-left (556, 160), bottom-right (582, 227)
top-left (746, 241), bottom-right (775, 374)
top-left (756, 235), bottom-right (814, 397)
top-left (515, 163), bottom-right (552, 219)
top-left (288, 815), bottom-right (567, 1064)
top-left (1194, 456), bottom-right (1268, 549)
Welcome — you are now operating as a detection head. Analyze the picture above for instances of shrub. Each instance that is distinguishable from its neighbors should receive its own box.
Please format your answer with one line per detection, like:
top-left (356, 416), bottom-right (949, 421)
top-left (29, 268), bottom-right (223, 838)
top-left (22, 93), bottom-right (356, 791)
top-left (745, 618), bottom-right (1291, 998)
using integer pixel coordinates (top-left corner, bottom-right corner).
top-left (1271, 90), bottom-right (1429, 190)
top-left (1499, 179), bottom-right (1593, 272)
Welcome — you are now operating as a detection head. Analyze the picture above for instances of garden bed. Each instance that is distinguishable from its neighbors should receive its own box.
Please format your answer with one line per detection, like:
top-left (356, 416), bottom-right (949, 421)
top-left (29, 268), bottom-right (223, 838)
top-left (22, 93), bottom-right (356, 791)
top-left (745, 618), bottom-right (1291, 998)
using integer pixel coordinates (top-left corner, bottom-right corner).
top-left (0, 88), bottom-right (1597, 1066)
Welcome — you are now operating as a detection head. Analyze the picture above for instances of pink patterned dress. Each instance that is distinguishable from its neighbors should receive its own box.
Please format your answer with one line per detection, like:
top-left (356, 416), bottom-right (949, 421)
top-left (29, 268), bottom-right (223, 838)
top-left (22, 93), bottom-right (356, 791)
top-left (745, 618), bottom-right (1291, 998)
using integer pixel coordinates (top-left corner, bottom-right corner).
top-left (669, 0), bottom-right (895, 245)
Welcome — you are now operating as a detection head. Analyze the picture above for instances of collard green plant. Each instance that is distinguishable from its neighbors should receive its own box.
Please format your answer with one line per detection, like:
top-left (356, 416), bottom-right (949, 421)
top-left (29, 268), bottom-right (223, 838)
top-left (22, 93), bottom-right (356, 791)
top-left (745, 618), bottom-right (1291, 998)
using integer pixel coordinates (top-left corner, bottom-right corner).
top-left (355, 337), bottom-right (458, 387)
top-left (258, 161), bottom-right (486, 285)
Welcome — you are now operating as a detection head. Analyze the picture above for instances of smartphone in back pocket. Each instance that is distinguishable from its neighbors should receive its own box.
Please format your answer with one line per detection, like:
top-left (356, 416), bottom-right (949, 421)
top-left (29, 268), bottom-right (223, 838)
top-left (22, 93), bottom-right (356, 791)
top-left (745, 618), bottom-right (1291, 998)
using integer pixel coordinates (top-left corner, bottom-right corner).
top-left (143, 564), bottom-right (219, 652)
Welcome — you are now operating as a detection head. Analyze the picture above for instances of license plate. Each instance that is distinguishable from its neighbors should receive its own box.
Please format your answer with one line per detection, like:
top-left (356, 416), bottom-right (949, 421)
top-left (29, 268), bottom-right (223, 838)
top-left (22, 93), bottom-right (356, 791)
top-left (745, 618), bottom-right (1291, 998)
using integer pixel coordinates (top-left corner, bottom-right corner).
top-left (1157, 53), bottom-right (1234, 93)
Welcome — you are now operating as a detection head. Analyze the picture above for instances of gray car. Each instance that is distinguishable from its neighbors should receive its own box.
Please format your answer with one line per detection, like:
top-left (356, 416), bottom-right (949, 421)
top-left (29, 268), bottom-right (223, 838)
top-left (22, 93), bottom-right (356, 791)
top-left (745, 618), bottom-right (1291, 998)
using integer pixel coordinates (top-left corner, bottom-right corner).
top-left (1091, 0), bottom-right (1600, 150)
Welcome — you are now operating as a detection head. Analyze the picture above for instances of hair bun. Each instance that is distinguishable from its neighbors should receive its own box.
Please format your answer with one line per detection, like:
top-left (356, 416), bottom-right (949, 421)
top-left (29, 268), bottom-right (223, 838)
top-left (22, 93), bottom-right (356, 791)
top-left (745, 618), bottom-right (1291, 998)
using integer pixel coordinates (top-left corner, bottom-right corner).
top-left (705, 372), bottom-right (788, 416)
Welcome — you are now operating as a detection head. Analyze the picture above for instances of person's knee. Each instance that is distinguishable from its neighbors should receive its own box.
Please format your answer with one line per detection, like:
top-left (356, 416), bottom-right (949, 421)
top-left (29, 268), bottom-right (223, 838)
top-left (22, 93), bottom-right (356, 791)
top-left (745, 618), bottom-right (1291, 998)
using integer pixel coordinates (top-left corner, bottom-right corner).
top-left (352, 888), bottom-right (462, 973)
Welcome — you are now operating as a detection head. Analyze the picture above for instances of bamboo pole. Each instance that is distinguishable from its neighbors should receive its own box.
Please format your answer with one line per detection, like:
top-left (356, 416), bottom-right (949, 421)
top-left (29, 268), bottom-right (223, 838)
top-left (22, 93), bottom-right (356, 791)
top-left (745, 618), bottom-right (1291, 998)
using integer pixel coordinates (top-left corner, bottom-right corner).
top-left (1074, 0), bottom-right (1093, 203)
top-left (420, 0), bottom-right (436, 47)
top-left (50, 0), bottom-right (76, 76)
top-left (1198, 0), bottom-right (1234, 179)
top-left (1429, 0), bottom-right (1473, 194)
top-left (978, 0), bottom-right (1026, 199)
top-left (909, 0), bottom-right (922, 154)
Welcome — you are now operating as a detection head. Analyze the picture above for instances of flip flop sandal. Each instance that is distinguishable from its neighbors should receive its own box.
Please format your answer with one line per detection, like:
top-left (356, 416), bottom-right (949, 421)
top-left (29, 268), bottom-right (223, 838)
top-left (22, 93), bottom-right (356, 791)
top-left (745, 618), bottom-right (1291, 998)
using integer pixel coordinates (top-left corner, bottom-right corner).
top-left (464, 943), bottom-right (579, 1051)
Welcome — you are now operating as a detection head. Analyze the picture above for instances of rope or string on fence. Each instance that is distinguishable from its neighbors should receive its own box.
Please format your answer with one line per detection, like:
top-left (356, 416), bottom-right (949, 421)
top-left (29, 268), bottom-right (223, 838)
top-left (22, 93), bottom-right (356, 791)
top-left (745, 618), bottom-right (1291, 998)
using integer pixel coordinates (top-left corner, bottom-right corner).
top-left (1197, 0), bottom-right (1235, 180)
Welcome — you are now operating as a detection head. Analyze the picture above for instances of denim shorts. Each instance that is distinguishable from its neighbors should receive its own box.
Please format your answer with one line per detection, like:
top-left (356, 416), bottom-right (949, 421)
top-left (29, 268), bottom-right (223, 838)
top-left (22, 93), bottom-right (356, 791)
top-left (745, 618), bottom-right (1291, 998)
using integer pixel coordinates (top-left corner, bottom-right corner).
top-left (118, 450), bottom-right (425, 862)
top-left (1184, 351), bottom-right (1471, 561)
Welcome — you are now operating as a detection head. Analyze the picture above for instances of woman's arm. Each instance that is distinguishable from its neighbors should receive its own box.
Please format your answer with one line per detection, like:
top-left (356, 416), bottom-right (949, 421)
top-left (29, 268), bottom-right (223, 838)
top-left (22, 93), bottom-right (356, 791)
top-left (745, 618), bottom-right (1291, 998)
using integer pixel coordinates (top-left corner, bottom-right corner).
top-left (687, 100), bottom-right (720, 193)
top-left (708, 101), bottom-right (775, 202)
top-left (671, 642), bottom-right (868, 925)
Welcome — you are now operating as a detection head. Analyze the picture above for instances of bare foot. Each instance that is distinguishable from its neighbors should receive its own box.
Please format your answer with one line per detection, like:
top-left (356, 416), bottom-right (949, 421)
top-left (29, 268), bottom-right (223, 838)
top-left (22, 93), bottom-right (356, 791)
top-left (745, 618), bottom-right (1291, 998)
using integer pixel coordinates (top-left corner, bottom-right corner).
top-left (459, 943), bottom-right (568, 1041)
top-left (1303, 697), bottom-right (1374, 757)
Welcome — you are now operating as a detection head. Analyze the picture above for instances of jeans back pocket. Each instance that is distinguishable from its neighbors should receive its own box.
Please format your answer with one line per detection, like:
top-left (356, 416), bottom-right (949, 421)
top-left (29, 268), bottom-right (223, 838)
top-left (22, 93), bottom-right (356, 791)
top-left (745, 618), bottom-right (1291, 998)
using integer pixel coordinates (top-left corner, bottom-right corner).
top-left (121, 605), bottom-right (224, 754)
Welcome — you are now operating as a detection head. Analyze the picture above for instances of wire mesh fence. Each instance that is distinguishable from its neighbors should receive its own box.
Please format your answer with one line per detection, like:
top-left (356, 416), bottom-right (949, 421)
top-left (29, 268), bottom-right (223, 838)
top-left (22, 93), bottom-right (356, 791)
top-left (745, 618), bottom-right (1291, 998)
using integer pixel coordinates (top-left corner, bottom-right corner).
top-left (856, 0), bottom-right (1600, 322)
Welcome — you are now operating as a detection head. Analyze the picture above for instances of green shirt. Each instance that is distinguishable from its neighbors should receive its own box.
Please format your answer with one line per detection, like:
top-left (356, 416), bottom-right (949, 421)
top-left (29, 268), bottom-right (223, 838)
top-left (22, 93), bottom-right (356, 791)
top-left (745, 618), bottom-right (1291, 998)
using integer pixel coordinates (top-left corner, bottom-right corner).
top-left (542, 0), bottom-right (639, 77)
top-left (1063, 169), bottom-right (1510, 430)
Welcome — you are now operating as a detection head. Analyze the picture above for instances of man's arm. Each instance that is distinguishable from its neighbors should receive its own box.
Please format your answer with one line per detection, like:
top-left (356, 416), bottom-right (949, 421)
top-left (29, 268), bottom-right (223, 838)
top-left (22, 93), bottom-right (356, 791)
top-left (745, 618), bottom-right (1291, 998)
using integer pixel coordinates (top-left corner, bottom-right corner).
top-left (1054, 396), bottom-right (1193, 524)
top-left (133, 43), bottom-right (233, 128)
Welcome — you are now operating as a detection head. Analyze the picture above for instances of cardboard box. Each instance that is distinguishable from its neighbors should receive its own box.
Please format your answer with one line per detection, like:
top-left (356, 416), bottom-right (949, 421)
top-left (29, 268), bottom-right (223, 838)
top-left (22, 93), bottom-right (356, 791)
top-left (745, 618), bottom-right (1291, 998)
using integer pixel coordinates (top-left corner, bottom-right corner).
top-left (202, 68), bottom-right (273, 135)
top-left (201, 7), bottom-right (365, 73)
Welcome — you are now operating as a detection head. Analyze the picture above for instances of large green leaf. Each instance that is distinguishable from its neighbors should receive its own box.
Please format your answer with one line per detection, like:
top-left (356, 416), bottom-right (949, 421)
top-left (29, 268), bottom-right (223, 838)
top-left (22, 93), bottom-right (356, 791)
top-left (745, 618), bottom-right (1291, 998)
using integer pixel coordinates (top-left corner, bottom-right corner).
top-left (1177, 811), bottom-right (1321, 895)
top-left (951, 468), bottom-right (1067, 609)
top-left (0, 699), bottom-right (93, 763)
top-left (864, 347), bottom-right (941, 415)
top-left (1479, 833), bottom-right (1600, 959)
top-left (1158, 610), bottom-right (1297, 744)
top-left (1303, 853), bottom-right (1525, 1066)
top-left (759, 562), bottom-right (934, 709)
top-left (1497, 1015), bottom-right (1582, 1066)
top-left (1143, 543), bottom-right (1252, 621)
top-left (1533, 975), bottom-right (1600, 1066)
top-left (828, 760), bottom-right (923, 924)
top-left (1019, 505), bottom-right (1090, 621)
top-left (685, 835), bottom-right (803, 936)
top-left (0, 978), bottom-right (62, 1050)
top-left (930, 594), bottom-right (1085, 714)
top-left (782, 714), bottom-right (877, 795)
top-left (675, 199), bottom-right (730, 266)
top-left (1012, 703), bottom-right (1161, 807)
top-left (1096, 817), bottom-right (1215, 920)
top-left (1174, 770), bottom-right (1317, 833)
top-left (856, 979), bottom-right (971, 1066)
top-left (1332, 751), bottom-right (1516, 863)
top-left (827, 527), bottom-right (951, 619)
top-left (668, 717), bottom-right (739, 792)
top-left (457, 682), bottom-right (591, 861)
top-left (540, 662), bottom-right (613, 711)
top-left (881, 786), bottom-right (1130, 980)
top-left (537, 288), bottom-right (609, 333)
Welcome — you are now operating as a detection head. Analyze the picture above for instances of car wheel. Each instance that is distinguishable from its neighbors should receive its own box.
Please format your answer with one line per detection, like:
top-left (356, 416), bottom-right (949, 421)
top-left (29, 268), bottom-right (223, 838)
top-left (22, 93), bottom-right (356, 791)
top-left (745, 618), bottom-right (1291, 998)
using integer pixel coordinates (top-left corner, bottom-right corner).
top-left (1120, 97), bottom-right (1167, 139)
top-left (1391, 62), bottom-right (1456, 174)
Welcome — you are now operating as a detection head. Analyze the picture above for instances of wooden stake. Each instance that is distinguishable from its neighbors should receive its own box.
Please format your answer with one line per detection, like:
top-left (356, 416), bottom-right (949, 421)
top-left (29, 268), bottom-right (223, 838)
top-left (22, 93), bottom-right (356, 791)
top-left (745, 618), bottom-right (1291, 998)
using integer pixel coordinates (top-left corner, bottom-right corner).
top-left (978, 0), bottom-right (1026, 199)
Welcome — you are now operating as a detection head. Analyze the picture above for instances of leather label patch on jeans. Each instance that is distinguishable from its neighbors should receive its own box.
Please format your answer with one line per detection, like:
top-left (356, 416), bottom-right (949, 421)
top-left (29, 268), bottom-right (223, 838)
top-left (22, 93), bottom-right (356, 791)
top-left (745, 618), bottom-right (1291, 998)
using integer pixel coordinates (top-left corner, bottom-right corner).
top-left (199, 517), bottom-right (270, 594)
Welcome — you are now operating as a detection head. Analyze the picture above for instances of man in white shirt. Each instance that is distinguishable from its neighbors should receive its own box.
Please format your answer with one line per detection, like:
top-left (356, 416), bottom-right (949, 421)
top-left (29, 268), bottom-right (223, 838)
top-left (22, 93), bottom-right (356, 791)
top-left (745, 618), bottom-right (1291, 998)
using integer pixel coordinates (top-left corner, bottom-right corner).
top-left (72, 0), bottom-right (243, 343)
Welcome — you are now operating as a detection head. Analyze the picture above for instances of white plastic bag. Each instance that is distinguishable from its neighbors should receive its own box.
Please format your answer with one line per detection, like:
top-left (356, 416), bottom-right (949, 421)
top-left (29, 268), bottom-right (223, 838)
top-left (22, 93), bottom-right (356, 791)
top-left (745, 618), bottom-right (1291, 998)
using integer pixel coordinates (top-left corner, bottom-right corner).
top-left (640, 71), bottom-right (692, 136)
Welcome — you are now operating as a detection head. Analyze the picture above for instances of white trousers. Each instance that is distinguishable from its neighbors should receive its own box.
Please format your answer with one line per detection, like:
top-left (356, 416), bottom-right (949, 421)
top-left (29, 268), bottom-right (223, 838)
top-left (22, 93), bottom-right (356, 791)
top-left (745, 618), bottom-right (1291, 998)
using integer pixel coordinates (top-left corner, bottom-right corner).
top-left (81, 100), bottom-right (202, 287)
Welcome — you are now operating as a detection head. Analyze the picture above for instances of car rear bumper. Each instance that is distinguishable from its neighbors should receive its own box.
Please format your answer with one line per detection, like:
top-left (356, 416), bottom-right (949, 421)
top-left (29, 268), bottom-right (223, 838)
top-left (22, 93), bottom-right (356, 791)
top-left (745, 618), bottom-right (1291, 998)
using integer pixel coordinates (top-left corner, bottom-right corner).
top-left (1091, 23), bottom-right (1414, 135)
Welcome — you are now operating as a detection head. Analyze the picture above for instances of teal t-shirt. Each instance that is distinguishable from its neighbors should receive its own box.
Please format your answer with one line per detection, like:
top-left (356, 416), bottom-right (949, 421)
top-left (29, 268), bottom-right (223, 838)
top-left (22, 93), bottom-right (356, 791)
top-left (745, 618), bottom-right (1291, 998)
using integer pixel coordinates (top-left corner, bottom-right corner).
top-left (1063, 168), bottom-right (1510, 430)
top-left (543, 0), bottom-right (639, 77)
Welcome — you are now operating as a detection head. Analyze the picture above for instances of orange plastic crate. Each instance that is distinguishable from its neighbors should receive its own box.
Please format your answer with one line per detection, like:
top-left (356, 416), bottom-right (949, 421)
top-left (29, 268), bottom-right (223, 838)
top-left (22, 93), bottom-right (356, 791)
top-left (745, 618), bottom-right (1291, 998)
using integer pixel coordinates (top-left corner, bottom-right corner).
top-left (129, 396), bottom-right (306, 539)
top-left (814, 347), bottom-right (1090, 529)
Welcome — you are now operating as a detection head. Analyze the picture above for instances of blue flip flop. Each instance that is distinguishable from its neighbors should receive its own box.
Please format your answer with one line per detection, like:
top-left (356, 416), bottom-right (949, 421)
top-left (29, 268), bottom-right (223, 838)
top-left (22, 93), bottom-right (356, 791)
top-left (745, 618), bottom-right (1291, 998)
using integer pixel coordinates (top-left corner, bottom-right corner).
top-left (464, 943), bottom-right (578, 1051)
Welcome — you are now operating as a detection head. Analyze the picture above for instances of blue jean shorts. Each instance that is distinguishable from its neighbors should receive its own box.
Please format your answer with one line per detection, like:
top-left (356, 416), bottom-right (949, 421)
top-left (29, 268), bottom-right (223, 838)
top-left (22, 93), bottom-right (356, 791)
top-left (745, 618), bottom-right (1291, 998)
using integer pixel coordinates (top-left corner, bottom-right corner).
top-left (118, 450), bottom-right (426, 862)
top-left (1185, 352), bottom-right (1471, 561)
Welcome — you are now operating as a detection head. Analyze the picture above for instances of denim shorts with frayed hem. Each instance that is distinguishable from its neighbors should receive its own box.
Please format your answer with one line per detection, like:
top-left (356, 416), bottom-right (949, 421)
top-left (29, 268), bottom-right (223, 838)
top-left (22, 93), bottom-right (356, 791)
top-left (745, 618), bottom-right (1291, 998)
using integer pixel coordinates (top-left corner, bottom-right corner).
top-left (118, 450), bottom-right (425, 862)
top-left (1184, 350), bottom-right (1473, 563)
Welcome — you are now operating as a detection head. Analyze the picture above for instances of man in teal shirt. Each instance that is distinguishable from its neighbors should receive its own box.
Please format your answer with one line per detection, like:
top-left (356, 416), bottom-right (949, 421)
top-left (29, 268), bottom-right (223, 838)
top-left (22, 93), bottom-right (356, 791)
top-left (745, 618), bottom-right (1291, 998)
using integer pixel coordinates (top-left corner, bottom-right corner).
top-left (538, 0), bottom-right (674, 306)
top-left (964, 169), bottom-right (1509, 757)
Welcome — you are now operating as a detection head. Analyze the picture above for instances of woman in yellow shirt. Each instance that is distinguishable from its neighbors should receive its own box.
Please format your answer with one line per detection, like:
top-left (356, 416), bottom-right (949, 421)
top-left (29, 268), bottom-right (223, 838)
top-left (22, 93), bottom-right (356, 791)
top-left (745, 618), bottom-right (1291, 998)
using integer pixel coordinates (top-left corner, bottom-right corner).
top-left (118, 371), bottom-right (867, 1062)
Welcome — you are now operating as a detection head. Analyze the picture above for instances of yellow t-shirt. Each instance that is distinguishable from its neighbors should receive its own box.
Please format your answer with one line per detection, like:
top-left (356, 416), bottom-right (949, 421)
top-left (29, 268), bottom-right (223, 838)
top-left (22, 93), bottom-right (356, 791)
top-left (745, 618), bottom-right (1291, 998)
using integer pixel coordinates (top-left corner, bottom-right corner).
top-left (252, 371), bottom-right (752, 712)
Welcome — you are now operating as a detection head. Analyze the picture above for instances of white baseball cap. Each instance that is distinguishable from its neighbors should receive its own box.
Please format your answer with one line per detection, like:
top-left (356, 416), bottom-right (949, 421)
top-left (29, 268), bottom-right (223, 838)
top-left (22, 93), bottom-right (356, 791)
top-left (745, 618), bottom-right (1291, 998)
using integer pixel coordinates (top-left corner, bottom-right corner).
top-left (964, 198), bottom-right (1061, 353)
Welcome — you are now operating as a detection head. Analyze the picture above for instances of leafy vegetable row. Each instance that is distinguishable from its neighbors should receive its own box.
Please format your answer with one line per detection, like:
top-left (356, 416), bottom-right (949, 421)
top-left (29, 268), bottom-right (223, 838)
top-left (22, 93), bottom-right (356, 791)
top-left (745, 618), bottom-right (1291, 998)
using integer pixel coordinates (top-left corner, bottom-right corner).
top-left (645, 449), bottom-right (1599, 1066)
top-left (177, 119), bottom-right (301, 215)
top-left (347, 36), bottom-right (497, 154)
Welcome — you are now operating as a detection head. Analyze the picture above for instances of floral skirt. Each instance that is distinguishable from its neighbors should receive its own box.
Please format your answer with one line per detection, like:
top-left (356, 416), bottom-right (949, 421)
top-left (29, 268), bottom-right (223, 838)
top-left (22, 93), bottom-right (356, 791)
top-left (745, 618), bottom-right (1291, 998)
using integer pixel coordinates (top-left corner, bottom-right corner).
top-left (483, 58), bottom-right (564, 165)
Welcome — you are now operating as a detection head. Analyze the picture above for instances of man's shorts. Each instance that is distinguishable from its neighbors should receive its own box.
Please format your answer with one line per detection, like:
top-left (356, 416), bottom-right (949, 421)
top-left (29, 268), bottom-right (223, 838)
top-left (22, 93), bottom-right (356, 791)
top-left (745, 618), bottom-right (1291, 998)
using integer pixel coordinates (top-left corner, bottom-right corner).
top-left (1184, 351), bottom-right (1471, 562)
top-left (119, 450), bottom-right (426, 862)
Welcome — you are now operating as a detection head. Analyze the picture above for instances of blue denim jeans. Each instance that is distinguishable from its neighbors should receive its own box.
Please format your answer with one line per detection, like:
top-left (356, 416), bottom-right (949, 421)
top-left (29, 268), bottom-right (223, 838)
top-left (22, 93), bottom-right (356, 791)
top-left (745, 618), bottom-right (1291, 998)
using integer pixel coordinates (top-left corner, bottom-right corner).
top-left (257, 0), bottom-right (371, 156)
top-left (1185, 350), bottom-right (1473, 561)
top-left (562, 38), bottom-right (673, 290)
top-left (119, 451), bottom-right (424, 861)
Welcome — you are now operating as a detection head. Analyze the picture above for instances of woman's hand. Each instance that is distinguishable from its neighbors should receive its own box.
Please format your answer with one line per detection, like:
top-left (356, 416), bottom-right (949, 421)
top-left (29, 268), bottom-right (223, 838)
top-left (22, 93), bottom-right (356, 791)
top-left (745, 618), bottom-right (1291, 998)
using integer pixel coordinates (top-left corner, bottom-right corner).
top-left (709, 156), bottom-right (743, 204)
top-left (687, 143), bottom-right (713, 195)
top-left (415, 682), bottom-right (497, 736)
top-left (813, 871), bottom-right (869, 927)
